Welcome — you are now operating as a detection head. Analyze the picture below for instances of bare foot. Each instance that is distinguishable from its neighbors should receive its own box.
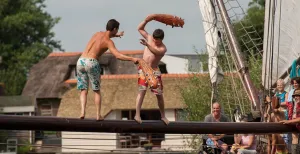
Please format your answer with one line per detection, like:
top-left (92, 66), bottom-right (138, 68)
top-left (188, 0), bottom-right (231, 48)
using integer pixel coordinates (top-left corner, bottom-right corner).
top-left (96, 115), bottom-right (104, 121)
top-left (134, 116), bottom-right (142, 124)
top-left (79, 114), bottom-right (85, 119)
top-left (161, 117), bottom-right (169, 125)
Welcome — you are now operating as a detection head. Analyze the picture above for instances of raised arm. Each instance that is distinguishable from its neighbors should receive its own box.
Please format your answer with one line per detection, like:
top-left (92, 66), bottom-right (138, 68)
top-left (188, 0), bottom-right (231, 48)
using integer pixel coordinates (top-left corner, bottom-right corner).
top-left (137, 20), bottom-right (150, 39)
top-left (107, 40), bottom-right (137, 63)
top-left (138, 14), bottom-right (155, 40)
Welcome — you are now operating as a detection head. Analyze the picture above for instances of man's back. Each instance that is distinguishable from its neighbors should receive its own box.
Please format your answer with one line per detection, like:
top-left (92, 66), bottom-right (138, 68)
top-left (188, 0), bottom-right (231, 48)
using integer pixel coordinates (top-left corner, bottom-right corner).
top-left (81, 32), bottom-right (110, 60)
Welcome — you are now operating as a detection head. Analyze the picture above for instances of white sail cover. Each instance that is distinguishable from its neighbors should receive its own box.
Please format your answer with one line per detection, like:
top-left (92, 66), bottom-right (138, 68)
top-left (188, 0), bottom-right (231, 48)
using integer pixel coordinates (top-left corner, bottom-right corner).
top-left (262, 0), bottom-right (300, 88)
top-left (198, 0), bottom-right (224, 85)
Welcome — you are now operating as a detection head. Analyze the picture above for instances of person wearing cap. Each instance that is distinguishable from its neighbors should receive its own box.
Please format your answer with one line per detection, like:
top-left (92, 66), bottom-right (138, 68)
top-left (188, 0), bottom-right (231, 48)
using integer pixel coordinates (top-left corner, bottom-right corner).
top-left (280, 89), bottom-right (300, 125)
top-left (280, 89), bottom-right (300, 154)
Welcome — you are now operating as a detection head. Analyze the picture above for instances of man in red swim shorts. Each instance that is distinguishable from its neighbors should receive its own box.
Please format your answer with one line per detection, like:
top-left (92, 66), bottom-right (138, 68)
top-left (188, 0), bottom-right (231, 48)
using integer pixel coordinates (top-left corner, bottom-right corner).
top-left (134, 15), bottom-right (169, 125)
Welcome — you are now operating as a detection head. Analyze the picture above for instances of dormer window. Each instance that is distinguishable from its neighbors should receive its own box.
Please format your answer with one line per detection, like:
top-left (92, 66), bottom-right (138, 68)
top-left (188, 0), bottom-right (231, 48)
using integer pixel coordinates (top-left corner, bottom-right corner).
top-left (69, 65), bottom-right (77, 79)
top-left (100, 65), bottom-right (110, 75)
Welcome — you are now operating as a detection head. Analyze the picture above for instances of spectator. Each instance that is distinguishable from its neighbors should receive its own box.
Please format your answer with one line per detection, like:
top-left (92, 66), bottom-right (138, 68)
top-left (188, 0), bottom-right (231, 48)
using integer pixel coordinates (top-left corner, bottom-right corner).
top-left (230, 117), bottom-right (257, 154)
top-left (274, 79), bottom-right (289, 119)
top-left (280, 89), bottom-right (300, 154)
top-left (204, 102), bottom-right (230, 154)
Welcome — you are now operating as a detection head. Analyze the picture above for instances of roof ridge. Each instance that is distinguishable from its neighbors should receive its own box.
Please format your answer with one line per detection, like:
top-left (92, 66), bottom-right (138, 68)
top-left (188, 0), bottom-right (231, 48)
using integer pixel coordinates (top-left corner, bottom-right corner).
top-left (48, 50), bottom-right (144, 57)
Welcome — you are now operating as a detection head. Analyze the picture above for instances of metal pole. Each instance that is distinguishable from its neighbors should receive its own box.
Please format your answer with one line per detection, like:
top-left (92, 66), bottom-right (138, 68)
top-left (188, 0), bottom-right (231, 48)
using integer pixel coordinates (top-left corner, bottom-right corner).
top-left (215, 0), bottom-right (260, 110)
top-left (0, 115), bottom-right (297, 134)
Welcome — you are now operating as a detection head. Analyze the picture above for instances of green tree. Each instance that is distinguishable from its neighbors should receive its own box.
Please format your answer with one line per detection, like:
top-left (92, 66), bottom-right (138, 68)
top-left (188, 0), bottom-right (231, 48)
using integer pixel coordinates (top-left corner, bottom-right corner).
top-left (0, 0), bottom-right (63, 95)
top-left (248, 0), bottom-right (265, 7)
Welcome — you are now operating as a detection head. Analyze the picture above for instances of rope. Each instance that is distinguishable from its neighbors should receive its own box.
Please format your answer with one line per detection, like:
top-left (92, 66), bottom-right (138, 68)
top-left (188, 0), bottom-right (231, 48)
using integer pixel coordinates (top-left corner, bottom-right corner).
top-left (221, 35), bottom-right (245, 114)
top-left (276, 0), bottom-right (283, 79)
top-left (263, 0), bottom-right (272, 99)
top-left (226, 0), bottom-right (263, 57)
top-left (268, 0), bottom-right (276, 95)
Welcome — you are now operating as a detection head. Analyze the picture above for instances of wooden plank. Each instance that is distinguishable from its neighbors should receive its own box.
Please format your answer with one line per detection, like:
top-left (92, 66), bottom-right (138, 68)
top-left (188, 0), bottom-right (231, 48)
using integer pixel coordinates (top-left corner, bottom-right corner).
top-left (0, 115), bottom-right (298, 134)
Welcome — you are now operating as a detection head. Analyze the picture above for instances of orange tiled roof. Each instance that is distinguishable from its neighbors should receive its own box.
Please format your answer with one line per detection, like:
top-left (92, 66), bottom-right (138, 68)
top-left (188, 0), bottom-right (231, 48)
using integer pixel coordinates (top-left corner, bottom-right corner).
top-left (65, 74), bottom-right (197, 84)
top-left (64, 73), bottom-right (237, 84)
top-left (48, 50), bottom-right (144, 57)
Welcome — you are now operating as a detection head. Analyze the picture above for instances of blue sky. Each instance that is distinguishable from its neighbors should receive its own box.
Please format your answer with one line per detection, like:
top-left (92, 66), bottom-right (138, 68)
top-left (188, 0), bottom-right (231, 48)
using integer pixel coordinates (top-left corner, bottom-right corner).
top-left (44, 0), bottom-right (251, 54)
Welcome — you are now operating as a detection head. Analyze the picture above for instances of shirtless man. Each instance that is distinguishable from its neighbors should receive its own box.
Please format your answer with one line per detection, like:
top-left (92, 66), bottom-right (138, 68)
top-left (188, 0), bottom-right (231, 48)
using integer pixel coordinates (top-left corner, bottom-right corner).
top-left (134, 15), bottom-right (169, 125)
top-left (76, 19), bottom-right (139, 121)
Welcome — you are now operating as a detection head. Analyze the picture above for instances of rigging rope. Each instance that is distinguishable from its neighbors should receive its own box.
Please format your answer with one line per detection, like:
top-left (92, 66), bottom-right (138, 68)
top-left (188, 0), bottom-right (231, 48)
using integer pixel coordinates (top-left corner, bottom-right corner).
top-left (276, 0), bottom-right (283, 80)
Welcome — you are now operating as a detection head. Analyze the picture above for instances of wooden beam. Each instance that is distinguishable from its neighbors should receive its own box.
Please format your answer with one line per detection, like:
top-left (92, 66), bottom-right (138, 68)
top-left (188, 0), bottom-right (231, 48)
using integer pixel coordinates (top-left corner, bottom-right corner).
top-left (0, 115), bottom-right (297, 134)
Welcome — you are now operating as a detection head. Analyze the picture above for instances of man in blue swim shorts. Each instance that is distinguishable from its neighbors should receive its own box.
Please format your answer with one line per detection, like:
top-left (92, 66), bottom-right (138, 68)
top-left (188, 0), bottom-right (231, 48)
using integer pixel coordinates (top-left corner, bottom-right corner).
top-left (77, 19), bottom-right (139, 121)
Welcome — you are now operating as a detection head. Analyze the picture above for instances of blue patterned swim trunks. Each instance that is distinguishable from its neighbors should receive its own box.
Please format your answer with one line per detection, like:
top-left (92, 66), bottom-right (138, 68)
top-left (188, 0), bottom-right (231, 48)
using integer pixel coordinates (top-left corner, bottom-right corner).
top-left (76, 57), bottom-right (101, 90)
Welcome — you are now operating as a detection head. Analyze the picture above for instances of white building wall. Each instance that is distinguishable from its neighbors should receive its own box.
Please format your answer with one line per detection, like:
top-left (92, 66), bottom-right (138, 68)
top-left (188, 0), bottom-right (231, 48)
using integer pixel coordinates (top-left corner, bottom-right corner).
top-left (0, 106), bottom-right (35, 113)
top-left (161, 134), bottom-right (194, 151)
top-left (62, 110), bottom-right (193, 152)
top-left (61, 111), bottom-right (119, 153)
top-left (161, 55), bottom-right (189, 73)
top-left (161, 109), bottom-right (193, 151)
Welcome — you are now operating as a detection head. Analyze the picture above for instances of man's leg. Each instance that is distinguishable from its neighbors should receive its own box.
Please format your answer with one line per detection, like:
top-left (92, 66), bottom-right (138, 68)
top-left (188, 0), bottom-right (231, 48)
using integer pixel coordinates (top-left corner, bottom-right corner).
top-left (151, 70), bottom-right (169, 125)
top-left (274, 111), bottom-right (289, 153)
top-left (156, 94), bottom-right (169, 125)
top-left (93, 89), bottom-right (103, 121)
top-left (76, 58), bottom-right (89, 119)
top-left (291, 133), bottom-right (299, 154)
top-left (134, 90), bottom-right (146, 123)
top-left (267, 134), bottom-right (272, 154)
top-left (87, 59), bottom-right (102, 121)
top-left (134, 66), bottom-right (147, 124)
top-left (80, 89), bottom-right (88, 119)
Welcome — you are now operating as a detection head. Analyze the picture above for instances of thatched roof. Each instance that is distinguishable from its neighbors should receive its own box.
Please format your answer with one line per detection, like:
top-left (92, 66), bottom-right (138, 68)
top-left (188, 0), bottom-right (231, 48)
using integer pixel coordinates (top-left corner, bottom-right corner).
top-left (22, 50), bottom-right (145, 99)
top-left (22, 55), bottom-right (80, 98)
top-left (57, 74), bottom-right (194, 118)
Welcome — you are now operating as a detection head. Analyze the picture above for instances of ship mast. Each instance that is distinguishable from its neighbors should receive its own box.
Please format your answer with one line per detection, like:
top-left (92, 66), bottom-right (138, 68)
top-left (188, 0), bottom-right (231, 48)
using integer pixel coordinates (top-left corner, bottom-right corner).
top-left (215, 0), bottom-right (260, 111)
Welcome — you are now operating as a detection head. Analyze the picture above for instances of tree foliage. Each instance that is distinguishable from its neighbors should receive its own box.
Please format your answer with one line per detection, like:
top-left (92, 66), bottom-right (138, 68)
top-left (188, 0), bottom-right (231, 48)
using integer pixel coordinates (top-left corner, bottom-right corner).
top-left (232, 0), bottom-right (265, 58)
top-left (0, 0), bottom-right (63, 95)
